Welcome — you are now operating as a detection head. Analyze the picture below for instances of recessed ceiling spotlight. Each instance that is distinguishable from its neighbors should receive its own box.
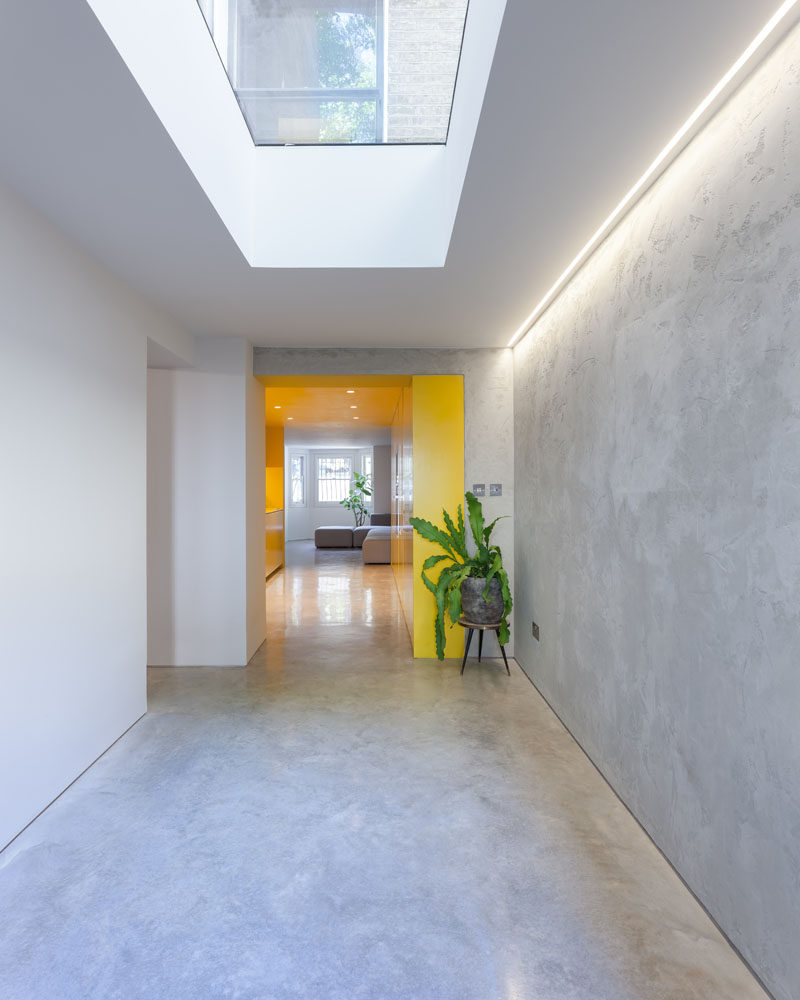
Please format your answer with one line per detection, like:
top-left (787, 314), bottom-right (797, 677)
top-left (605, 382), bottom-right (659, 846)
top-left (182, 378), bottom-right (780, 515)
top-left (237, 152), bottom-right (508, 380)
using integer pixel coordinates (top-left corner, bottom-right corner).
top-left (353, 416), bottom-right (360, 420)
top-left (287, 417), bottom-right (294, 421)
top-left (273, 405), bottom-right (281, 409)
top-left (350, 405), bottom-right (358, 409)
top-left (346, 389), bottom-right (356, 394)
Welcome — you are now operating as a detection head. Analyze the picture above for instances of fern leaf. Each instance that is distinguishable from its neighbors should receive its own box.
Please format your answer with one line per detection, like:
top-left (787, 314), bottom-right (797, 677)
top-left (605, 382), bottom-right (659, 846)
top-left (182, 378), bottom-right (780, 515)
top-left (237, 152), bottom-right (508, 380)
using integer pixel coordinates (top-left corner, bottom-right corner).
top-left (447, 565), bottom-right (470, 624)
top-left (422, 553), bottom-right (451, 572)
top-left (409, 516), bottom-right (458, 559)
top-left (442, 508), bottom-right (468, 558)
top-left (497, 567), bottom-right (513, 616)
top-left (432, 576), bottom-right (448, 660)
top-left (482, 552), bottom-right (502, 600)
top-left (482, 515), bottom-right (508, 544)
top-left (465, 491), bottom-right (485, 549)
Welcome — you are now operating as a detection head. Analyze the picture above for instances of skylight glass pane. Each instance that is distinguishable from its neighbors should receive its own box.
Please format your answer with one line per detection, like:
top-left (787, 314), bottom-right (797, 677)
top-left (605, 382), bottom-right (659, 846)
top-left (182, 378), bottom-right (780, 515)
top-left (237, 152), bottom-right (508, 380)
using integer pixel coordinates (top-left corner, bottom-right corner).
top-left (197, 1), bottom-right (469, 145)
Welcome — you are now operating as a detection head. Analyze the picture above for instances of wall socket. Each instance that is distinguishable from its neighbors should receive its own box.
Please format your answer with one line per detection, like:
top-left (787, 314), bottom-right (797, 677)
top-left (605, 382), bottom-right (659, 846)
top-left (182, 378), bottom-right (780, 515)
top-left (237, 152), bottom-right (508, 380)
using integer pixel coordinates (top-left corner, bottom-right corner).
top-left (489, 483), bottom-right (502, 497)
top-left (531, 621), bottom-right (540, 641)
top-left (471, 483), bottom-right (486, 497)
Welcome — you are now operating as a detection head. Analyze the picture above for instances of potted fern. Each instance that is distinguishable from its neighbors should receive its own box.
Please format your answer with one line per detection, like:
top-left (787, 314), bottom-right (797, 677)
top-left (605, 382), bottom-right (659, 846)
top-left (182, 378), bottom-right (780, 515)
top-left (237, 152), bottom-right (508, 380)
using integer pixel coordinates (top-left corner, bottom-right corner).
top-left (409, 492), bottom-right (512, 660)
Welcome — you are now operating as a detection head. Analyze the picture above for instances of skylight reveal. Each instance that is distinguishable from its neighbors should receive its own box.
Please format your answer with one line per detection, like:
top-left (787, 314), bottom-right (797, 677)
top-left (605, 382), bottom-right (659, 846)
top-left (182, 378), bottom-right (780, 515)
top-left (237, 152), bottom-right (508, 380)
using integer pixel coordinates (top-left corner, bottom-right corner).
top-left (196, 0), bottom-right (469, 145)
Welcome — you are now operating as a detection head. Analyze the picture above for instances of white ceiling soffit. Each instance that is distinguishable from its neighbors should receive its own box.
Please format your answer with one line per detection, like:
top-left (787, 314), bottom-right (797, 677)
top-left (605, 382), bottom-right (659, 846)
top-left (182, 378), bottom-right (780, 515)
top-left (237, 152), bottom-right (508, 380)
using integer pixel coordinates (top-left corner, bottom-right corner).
top-left (85, 0), bottom-right (507, 268)
top-left (0, 1), bottom-right (795, 347)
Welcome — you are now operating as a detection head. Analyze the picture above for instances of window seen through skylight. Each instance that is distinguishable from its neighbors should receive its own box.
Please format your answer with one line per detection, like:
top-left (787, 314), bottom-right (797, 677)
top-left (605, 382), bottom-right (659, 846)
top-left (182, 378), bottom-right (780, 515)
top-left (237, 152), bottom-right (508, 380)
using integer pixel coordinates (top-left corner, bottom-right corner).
top-left (197, 1), bottom-right (469, 144)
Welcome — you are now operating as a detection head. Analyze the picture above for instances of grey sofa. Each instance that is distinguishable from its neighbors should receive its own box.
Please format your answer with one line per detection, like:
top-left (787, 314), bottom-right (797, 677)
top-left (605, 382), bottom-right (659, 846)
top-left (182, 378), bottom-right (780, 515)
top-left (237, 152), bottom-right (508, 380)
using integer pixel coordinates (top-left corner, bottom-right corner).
top-left (314, 525), bottom-right (353, 548)
top-left (315, 514), bottom-right (391, 549)
top-left (353, 513), bottom-right (391, 548)
top-left (362, 526), bottom-right (391, 564)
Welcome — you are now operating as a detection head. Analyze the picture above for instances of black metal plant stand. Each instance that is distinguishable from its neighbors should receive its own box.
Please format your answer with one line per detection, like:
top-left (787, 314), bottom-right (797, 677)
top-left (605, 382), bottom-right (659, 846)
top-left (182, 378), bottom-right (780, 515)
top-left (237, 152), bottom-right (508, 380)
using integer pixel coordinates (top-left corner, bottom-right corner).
top-left (457, 618), bottom-right (510, 675)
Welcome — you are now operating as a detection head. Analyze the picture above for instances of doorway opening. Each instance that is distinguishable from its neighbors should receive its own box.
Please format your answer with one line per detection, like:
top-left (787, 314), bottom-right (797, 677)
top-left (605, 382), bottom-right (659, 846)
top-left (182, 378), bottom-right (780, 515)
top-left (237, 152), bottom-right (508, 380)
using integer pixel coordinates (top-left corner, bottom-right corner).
top-left (256, 374), bottom-right (465, 658)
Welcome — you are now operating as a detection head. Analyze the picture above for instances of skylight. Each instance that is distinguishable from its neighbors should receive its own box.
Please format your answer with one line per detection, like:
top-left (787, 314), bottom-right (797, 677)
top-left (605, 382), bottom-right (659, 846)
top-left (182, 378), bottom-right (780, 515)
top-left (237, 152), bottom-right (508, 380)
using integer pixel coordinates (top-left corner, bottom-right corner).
top-left (196, 0), bottom-right (469, 145)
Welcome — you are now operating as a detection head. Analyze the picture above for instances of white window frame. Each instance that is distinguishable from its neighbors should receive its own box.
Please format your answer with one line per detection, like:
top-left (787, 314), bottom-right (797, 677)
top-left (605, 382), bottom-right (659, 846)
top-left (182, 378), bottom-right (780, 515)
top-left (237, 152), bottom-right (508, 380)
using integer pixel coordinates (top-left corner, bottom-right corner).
top-left (314, 452), bottom-right (354, 507)
top-left (287, 449), bottom-right (308, 509)
top-left (359, 447), bottom-right (374, 510)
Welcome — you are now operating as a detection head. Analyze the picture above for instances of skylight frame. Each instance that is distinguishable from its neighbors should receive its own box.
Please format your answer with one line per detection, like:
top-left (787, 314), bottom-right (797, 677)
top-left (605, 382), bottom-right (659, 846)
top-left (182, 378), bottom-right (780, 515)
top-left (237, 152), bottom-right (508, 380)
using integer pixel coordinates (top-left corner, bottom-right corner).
top-left (193, 0), bottom-right (472, 147)
top-left (83, 0), bottom-right (508, 267)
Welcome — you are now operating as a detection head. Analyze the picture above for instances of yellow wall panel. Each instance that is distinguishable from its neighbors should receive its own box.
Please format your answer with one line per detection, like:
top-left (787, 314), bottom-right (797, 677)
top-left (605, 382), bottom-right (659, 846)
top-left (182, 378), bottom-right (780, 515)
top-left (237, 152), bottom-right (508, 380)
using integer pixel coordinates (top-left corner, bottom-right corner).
top-left (265, 510), bottom-right (284, 578)
top-left (265, 424), bottom-right (284, 575)
top-left (265, 425), bottom-right (284, 512)
top-left (411, 375), bottom-right (464, 659)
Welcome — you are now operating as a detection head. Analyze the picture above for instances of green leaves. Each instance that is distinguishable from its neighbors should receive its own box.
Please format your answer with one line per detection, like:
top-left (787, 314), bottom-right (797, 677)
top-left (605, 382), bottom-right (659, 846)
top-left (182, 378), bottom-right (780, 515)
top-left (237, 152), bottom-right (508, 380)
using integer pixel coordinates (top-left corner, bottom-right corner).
top-left (465, 491), bottom-right (485, 549)
top-left (442, 507), bottom-right (467, 559)
top-left (340, 472), bottom-right (373, 527)
top-left (422, 554), bottom-right (450, 572)
top-left (498, 568), bottom-right (512, 616)
top-left (482, 551), bottom-right (502, 600)
top-left (497, 619), bottom-right (510, 646)
top-left (447, 564), bottom-right (471, 624)
top-left (352, 471), bottom-right (372, 495)
top-left (410, 492), bottom-right (512, 661)
top-left (409, 515), bottom-right (460, 561)
top-left (482, 515), bottom-right (507, 544)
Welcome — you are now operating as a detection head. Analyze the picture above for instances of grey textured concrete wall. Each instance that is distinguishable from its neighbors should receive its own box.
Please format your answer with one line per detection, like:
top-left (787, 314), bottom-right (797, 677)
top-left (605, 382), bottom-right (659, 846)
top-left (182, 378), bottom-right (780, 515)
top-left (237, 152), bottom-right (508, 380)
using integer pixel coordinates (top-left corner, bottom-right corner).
top-left (254, 348), bottom-right (514, 654)
top-left (513, 26), bottom-right (800, 1000)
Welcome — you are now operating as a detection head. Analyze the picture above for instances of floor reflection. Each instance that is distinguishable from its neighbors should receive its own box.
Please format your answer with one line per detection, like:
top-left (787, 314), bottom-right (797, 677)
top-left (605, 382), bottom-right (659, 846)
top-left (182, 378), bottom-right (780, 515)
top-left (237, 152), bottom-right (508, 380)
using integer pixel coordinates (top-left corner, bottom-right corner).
top-left (316, 574), bottom-right (352, 624)
top-left (267, 540), bottom-right (403, 637)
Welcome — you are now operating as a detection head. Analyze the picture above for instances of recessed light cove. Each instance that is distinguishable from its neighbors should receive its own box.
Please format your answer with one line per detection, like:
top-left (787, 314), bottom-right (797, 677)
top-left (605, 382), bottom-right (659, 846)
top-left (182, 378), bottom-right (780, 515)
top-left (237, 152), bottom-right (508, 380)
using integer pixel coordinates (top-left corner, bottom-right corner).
top-left (507, 0), bottom-right (800, 349)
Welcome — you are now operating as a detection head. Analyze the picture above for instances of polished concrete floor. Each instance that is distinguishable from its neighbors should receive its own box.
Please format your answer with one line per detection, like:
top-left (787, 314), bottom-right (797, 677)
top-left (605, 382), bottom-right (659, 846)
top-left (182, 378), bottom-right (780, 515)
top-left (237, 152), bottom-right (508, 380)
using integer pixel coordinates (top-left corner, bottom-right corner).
top-left (0, 541), bottom-right (767, 999)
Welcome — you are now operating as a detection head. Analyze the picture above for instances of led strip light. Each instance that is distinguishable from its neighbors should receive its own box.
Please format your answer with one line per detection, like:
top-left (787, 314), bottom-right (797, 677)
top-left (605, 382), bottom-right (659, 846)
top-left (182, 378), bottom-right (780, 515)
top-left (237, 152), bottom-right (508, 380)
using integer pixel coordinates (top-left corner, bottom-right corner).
top-left (508, 0), bottom-right (800, 348)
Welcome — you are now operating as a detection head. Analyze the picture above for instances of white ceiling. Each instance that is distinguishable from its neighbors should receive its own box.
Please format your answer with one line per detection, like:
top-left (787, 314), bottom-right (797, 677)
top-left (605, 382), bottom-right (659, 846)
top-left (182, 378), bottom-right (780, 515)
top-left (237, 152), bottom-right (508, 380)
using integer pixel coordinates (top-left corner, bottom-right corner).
top-left (82, 0), bottom-right (506, 270)
top-left (0, 0), bottom-right (792, 348)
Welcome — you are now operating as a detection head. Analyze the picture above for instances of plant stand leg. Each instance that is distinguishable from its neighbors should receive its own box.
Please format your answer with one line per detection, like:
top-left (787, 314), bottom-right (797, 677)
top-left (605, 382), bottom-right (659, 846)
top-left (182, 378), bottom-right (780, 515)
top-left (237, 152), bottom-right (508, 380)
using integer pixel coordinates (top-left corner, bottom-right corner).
top-left (460, 628), bottom-right (474, 675)
top-left (478, 629), bottom-right (484, 662)
top-left (496, 630), bottom-right (510, 676)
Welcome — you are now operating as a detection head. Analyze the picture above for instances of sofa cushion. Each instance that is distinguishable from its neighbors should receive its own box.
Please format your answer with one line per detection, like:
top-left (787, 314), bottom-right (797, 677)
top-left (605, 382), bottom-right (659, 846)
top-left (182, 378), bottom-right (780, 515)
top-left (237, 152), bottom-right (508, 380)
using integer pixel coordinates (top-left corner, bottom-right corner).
top-left (369, 513), bottom-right (391, 526)
top-left (353, 525), bottom-right (371, 547)
top-left (362, 526), bottom-right (391, 564)
top-left (314, 526), bottom-right (353, 548)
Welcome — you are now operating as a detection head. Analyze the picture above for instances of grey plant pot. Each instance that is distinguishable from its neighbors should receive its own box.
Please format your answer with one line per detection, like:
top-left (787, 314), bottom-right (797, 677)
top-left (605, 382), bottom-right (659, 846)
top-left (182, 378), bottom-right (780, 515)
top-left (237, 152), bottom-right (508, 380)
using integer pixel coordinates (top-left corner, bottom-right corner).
top-left (461, 577), bottom-right (504, 625)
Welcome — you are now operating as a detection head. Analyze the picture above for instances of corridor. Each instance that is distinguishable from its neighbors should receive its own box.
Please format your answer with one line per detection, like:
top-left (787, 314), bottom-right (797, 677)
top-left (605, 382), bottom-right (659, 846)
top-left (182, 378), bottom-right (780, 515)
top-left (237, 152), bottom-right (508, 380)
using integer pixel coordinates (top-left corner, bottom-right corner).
top-left (0, 544), bottom-right (766, 999)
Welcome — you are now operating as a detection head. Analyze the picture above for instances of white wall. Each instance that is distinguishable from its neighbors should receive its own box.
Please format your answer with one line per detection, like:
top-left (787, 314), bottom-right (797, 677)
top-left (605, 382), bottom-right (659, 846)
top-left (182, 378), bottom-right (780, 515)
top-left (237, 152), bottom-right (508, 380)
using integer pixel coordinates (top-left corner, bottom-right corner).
top-left (147, 338), bottom-right (265, 666)
top-left (372, 444), bottom-right (391, 515)
top-left (0, 181), bottom-right (186, 850)
top-left (245, 372), bottom-right (267, 660)
top-left (284, 426), bottom-right (391, 448)
top-left (85, 0), bottom-right (253, 255)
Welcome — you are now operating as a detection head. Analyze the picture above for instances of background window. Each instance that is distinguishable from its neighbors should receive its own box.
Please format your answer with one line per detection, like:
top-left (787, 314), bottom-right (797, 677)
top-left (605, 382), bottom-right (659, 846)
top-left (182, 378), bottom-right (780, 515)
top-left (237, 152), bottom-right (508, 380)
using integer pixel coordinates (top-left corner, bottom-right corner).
top-left (289, 454), bottom-right (306, 506)
top-left (317, 455), bottom-right (353, 503)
